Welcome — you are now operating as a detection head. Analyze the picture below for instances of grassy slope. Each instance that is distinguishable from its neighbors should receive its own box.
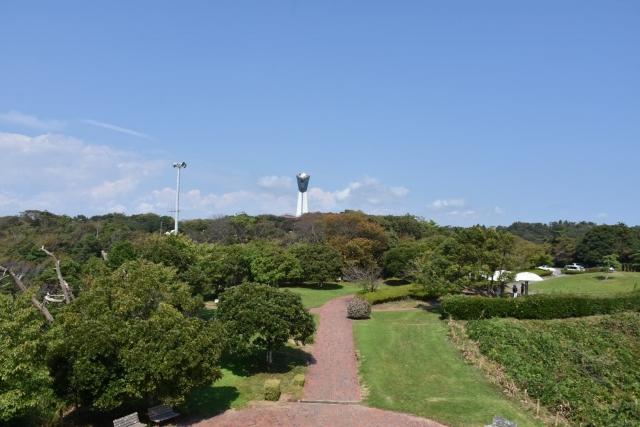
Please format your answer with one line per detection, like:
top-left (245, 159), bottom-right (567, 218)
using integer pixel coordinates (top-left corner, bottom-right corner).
top-left (466, 313), bottom-right (640, 426)
top-left (354, 311), bottom-right (541, 427)
top-left (531, 272), bottom-right (640, 295)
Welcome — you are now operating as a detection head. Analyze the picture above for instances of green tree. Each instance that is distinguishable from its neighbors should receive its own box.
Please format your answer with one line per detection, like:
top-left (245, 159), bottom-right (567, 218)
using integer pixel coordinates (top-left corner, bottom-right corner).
top-left (184, 244), bottom-right (251, 296)
top-left (106, 240), bottom-right (137, 269)
top-left (47, 260), bottom-right (223, 411)
top-left (0, 294), bottom-right (57, 424)
top-left (248, 244), bottom-right (302, 286)
top-left (382, 240), bottom-right (426, 278)
top-left (216, 284), bottom-right (314, 364)
top-left (289, 243), bottom-right (342, 286)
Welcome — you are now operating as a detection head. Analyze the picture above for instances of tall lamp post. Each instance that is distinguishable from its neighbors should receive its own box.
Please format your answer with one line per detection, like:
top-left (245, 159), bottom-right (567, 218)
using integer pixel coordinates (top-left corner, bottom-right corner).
top-left (172, 162), bottom-right (187, 234)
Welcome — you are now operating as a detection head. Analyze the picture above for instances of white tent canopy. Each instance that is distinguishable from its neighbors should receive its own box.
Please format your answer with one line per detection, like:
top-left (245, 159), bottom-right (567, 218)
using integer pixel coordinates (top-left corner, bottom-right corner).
top-left (515, 272), bottom-right (544, 282)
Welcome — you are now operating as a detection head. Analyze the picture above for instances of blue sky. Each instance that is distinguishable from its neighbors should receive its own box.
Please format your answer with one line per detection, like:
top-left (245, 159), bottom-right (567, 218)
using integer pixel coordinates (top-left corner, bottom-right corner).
top-left (1, 1), bottom-right (639, 225)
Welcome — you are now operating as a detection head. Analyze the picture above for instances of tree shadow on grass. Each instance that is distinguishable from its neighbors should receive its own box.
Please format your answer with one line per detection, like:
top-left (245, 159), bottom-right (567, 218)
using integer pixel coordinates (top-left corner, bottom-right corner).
top-left (282, 282), bottom-right (344, 291)
top-left (223, 346), bottom-right (314, 377)
top-left (181, 385), bottom-right (240, 421)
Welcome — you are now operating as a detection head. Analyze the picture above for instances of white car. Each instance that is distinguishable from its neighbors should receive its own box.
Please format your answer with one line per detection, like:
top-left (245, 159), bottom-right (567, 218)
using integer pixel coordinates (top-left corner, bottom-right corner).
top-left (564, 263), bottom-right (586, 272)
top-left (537, 265), bottom-right (555, 272)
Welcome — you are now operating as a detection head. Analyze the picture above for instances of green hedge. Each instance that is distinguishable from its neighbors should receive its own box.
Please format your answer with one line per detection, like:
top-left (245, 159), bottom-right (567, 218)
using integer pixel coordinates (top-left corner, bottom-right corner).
top-left (441, 292), bottom-right (640, 320)
top-left (362, 285), bottom-right (434, 305)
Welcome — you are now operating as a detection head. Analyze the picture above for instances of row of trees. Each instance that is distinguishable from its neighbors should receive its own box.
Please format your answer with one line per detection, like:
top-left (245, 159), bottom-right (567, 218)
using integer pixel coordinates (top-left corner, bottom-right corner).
top-left (1, 254), bottom-right (315, 425)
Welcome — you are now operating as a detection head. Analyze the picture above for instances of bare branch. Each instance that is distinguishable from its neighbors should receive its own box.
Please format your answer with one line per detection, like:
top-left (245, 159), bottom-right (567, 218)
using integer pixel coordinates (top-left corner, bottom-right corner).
top-left (0, 266), bottom-right (54, 323)
top-left (41, 245), bottom-right (74, 303)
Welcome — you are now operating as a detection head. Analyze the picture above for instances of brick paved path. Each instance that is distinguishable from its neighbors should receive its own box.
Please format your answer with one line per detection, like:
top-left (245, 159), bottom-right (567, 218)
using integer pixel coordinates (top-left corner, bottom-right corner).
top-left (189, 296), bottom-right (447, 426)
top-left (303, 295), bottom-right (361, 402)
top-left (195, 402), bottom-right (445, 426)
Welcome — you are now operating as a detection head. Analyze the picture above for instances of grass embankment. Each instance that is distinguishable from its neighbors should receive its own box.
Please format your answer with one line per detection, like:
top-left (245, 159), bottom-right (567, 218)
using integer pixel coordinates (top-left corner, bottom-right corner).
top-left (354, 311), bottom-right (541, 427)
top-left (183, 345), bottom-right (310, 418)
top-left (466, 312), bottom-right (640, 426)
top-left (531, 272), bottom-right (640, 295)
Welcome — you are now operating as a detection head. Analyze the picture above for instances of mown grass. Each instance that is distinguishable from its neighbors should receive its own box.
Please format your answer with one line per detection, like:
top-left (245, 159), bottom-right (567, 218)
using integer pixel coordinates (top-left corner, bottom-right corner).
top-left (183, 345), bottom-right (310, 419)
top-left (284, 282), bottom-right (362, 308)
top-left (466, 312), bottom-right (640, 426)
top-left (354, 311), bottom-right (541, 427)
top-left (531, 272), bottom-right (640, 295)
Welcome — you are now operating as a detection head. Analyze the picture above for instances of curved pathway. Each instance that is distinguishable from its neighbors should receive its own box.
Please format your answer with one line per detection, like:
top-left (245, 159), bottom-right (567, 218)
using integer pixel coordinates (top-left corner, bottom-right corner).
top-left (191, 295), bottom-right (445, 427)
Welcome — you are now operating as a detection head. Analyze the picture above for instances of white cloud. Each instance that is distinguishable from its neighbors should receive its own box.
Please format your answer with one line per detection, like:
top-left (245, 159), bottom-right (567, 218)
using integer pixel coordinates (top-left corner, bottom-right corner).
top-left (307, 177), bottom-right (409, 214)
top-left (0, 110), bottom-right (65, 131)
top-left (494, 206), bottom-right (504, 215)
top-left (83, 119), bottom-right (151, 139)
top-left (0, 132), bottom-right (163, 215)
top-left (257, 175), bottom-right (293, 190)
top-left (0, 132), bottom-right (410, 218)
top-left (430, 198), bottom-right (466, 210)
top-left (136, 176), bottom-right (409, 217)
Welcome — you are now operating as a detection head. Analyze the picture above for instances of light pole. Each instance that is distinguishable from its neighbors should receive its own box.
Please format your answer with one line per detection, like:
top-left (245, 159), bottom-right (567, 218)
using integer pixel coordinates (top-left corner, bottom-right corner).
top-left (172, 162), bottom-right (187, 234)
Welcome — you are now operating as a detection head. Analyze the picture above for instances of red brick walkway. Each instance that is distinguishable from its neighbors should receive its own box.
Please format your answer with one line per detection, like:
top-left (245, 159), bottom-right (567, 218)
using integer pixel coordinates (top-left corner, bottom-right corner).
top-left (189, 296), bottom-right (446, 426)
top-left (303, 295), bottom-right (361, 402)
top-left (195, 402), bottom-right (445, 426)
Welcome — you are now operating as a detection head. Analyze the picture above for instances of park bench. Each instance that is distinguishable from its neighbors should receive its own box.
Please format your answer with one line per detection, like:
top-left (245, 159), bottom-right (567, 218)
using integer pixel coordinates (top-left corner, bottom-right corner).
top-left (148, 404), bottom-right (180, 424)
top-left (113, 412), bottom-right (145, 427)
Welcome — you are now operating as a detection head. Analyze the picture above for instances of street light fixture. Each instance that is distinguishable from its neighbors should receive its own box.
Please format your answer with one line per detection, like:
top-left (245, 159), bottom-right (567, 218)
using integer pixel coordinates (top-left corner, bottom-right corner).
top-left (172, 162), bottom-right (187, 234)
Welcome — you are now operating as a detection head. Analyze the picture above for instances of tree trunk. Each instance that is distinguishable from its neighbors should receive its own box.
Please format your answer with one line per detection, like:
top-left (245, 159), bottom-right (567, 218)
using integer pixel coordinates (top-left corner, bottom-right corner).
top-left (41, 246), bottom-right (74, 303)
top-left (266, 348), bottom-right (273, 365)
top-left (1, 267), bottom-right (54, 323)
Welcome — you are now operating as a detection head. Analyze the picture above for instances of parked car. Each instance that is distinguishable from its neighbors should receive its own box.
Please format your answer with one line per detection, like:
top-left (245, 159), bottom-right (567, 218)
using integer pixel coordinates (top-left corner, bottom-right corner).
top-left (564, 263), bottom-right (586, 272)
top-left (537, 265), bottom-right (555, 272)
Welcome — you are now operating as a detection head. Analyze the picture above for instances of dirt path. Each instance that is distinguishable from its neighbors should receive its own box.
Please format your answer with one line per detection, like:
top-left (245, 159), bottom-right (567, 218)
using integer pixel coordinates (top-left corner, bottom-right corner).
top-left (303, 295), bottom-right (361, 402)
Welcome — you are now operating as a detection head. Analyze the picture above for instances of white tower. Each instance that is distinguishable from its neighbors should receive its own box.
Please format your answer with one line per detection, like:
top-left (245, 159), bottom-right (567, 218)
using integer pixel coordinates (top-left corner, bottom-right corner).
top-left (296, 172), bottom-right (310, 217)
top-left (172, 162), bottom-right (187, 234)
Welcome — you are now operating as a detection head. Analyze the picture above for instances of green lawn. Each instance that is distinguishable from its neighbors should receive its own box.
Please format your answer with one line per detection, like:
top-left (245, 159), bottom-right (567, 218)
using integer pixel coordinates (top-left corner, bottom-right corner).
top-left (354, 311), bottom-right (541, 427)
top-left (531, 272), bottom-right (640, 295)
top-left (183, 345), bottom-right (310, 418)
top-left (285, 282), bottom-right (362, 308)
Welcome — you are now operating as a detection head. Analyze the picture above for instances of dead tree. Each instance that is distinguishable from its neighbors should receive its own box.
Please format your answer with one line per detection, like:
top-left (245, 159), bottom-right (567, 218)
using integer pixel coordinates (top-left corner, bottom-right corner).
top-left (0, 266), bottom-right (54, 324)
top-left (41, 246), bottom-right (74, 303)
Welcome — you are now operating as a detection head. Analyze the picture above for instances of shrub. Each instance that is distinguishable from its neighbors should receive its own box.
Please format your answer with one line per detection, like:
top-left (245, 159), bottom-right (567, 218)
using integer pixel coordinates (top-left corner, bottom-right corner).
top-left (347, 297), bottom-right (372, 319)
top-left (467, 313), bottom-right (640, 425)
top-left (292, 374), bottom-right (305, 387)
top-left (264, 379), bottom-right (281, 401)
top-left (527, 268), bottom-right (552, 277)
top-left (362, 284), bottom-right (441, 305)
top-left (441, 292), bottom-right (640, 320)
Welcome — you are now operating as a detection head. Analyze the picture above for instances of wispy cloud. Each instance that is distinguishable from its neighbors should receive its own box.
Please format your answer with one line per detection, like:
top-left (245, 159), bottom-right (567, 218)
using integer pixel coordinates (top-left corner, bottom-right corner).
top-left (430, 198), bottom-right (466, 210)
top-left (83, 119), bottom-right (151, 139)
top-left (0, 110), bottom-right (65, 130)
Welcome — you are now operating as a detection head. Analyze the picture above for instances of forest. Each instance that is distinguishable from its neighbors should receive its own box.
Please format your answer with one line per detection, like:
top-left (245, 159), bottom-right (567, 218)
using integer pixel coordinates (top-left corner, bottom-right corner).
top-left (1, 210), bottom-right (639, 425)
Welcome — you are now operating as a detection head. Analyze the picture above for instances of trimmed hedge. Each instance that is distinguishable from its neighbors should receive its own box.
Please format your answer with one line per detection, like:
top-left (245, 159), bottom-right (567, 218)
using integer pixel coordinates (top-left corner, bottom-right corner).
top-left (264, 379), bottom-right (281, 401)
top-left (441, 292), bottom-right (640, 320)
top-left (361, 285), bottom-right (434, 305)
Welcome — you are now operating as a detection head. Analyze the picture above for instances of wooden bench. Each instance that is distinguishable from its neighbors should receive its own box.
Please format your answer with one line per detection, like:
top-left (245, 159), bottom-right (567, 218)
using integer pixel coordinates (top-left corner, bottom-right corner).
top-left (148, 404), bottom-right (180, 424)
top-left (113, 412), bottom-right (146, 427)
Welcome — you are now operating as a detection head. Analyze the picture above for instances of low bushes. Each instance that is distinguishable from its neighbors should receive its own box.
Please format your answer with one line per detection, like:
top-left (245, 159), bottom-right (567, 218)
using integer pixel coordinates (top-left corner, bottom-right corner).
top-left (361, 284), bottom-right (438, 305)
top-left (466, 313), bottom-right (640, 425)
top-left (264, 379), bottom-right (281, 401)
top-left (441, 292), bottom-right (640, 320)
top-left (292, 374), bottom-right (305, 387)
top-left (347, 297), bottom-right (371, 319)
top-left (527, 268), bottom-right (552, 277)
